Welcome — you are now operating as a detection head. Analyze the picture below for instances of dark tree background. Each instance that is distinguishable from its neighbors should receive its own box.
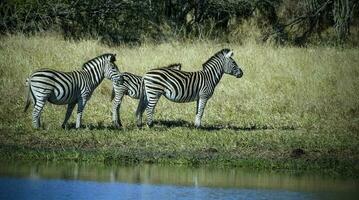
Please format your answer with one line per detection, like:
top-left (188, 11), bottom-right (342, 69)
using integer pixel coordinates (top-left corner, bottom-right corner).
top-left (0, 0), bottom-right (358, 45)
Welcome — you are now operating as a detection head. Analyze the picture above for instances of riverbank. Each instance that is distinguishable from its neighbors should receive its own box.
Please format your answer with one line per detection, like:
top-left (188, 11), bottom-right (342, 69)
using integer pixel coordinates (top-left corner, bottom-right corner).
top-left (1, 127), bottom-right (358, 178)
top-left (0, 34), bottom-right (358, 178)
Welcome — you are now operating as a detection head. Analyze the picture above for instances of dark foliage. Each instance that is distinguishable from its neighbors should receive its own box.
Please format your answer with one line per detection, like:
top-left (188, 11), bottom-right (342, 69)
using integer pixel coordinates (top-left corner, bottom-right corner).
top-left (0, 0), bottom-right (358, 45)
top-left (0, 0), bottom-right (157, 44)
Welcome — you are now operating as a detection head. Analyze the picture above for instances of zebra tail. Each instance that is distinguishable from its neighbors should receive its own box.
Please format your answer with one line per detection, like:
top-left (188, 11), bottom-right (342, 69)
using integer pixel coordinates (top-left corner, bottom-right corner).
top-left (135, 79), bottom-right (148, 117)
top-left (24, 78), bottom-right (31, 112)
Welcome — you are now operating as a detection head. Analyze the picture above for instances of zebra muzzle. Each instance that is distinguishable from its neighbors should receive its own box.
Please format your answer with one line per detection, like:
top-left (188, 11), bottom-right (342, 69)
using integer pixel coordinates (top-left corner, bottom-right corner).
top-left (113, 74), bottom-right (124, 84)
top-left (236, 73), bottom-right (243, 78)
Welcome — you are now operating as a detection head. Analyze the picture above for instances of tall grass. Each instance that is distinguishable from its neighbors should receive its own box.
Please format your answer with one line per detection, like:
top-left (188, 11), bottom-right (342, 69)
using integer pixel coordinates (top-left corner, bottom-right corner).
top-left (0, 34), bottom-right (358, 176)
top-left (1, 34), bottom-right (358, 131)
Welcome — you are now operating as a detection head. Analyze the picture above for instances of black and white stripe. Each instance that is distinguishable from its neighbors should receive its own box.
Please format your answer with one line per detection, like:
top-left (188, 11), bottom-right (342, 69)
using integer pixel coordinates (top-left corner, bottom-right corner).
top-left (136, 49), bottom-right (243, 128)
top-left (111, 63), bottom-right (182, 128)
top-left (24, 53), bottom-right (122, 129)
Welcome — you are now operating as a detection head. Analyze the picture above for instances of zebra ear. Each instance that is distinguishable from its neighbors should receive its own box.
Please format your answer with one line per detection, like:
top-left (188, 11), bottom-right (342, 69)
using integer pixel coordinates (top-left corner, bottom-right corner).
top-left (225, 51), bottom-right (233, 58)
top-left (110, 54), bottom-right (116, 62)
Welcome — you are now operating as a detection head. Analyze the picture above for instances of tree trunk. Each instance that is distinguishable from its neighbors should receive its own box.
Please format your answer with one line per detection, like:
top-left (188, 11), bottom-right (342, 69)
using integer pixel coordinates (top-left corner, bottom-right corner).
top-left (333, 0), bottom-right (354, 42)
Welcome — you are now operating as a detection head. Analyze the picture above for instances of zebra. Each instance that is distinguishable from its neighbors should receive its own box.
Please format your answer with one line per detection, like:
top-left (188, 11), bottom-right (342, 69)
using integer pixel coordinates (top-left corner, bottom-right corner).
top-left (24, 53), bottom-right (122, 129)
top-left (136, 49), bottom-right (243, 128)
top-left (111, 63), bottom-right (182, 128)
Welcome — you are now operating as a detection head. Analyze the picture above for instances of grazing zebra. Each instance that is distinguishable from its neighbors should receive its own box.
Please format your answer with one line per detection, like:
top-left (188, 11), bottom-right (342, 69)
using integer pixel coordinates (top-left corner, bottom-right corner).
top-left (24, 53), bottom-right (122, 129)
top-left (111, 63), bottom-right (182, 128)
top-left (136, 49), bottom-right (243, 128)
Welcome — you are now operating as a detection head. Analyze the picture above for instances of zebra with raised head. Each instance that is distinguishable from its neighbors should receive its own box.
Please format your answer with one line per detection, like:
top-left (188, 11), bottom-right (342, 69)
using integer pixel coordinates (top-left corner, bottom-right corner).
top-left (24, 53), bottom-right (122, 129)
top-left (111, 63), bottom-right (182, 128)
top-left (136, 49), bottom-right (243, 128)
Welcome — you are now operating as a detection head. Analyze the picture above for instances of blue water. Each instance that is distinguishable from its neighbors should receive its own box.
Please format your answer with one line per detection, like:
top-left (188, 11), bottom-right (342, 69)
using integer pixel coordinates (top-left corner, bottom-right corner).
top-left (0, 162), bottom-right (358, 200)
top-left (0, 177), bottom-right (317, 200)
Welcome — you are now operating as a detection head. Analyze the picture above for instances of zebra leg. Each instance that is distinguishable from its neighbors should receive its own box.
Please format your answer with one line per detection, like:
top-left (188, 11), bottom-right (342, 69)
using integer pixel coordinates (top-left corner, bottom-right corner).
top-left (196, 99), bottom-right (199, 115)
top-left (76, 98), bottom-right (88, 129)
top-left (195, 98), bottom-right (208, 128)
top-left (145, 94), bottom-right (161, 128)
top-left (62, 102), bottom-right (76, 129)
top-left (136, 90), bottom-right (149, 128)
top-left (136, 111), bottom-right (143, 128)
top-left (32, 100), bottom-right (46, 129)
top-left (112, 92), bottom-right (124, 128)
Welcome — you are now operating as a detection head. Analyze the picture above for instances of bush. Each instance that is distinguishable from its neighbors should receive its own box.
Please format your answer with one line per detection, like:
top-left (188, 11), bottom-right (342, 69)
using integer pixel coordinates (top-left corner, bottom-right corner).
top-left (0, 0), bottom-right (159, 44)
top-left (0, 0), bottom-right (358, 45)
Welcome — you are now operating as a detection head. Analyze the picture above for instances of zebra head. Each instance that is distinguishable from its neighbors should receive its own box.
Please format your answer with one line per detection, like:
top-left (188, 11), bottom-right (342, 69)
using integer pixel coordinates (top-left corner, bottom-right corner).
top-left (222, 49), bottom-right (243, 78)
top-left (103, 54), bottom-right (124, 84)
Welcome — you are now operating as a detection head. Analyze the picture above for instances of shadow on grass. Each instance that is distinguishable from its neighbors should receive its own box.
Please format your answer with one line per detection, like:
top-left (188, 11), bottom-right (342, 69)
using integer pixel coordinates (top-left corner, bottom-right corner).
top-left (153, 120), bottom-right (297, 131)
top-left (63, 120), bottom-right (297, 132)
top-left (63, 122), bottom-right (120, 131)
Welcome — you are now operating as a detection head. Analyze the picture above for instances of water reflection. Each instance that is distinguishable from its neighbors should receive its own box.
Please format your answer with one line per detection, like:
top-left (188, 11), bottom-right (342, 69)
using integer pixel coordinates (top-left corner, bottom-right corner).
top-left (1, 161), bottom-right (357, 192)
top-left (0, 161), bottom-right (358, 200)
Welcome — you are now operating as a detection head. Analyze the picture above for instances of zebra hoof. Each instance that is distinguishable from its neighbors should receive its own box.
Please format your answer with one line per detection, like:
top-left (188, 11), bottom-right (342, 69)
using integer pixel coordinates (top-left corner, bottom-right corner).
top-left (113, 122), bottom-right (122, 129)
top-left (75, 125), bottom-right (82, 129)
top-left (136, 120), bottom-right (143, 128)
top-left (147, 122), bottom-right (154, 128)
top-left (33, 122), bottom-right (41, 129)
top-left (61, 124), bottom-right (66, 129)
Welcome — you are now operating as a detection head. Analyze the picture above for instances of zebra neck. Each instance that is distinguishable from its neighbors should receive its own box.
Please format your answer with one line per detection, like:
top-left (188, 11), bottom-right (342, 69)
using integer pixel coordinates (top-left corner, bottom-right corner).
top-left (83, 66), bottom-right (105, 89)
top-left (202, 64), bottom-right (224, 87)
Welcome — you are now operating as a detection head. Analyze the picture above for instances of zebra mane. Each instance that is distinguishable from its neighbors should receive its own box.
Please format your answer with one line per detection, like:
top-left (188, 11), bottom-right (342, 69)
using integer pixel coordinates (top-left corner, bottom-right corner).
top-left (164, 63), bottom-right (182, 69)
top-left (153, 63), bottom-right (182, 70)
top-left (202, 49), bottom-right (231, 69)
top-left (82, 53), bottom-right (116, 69)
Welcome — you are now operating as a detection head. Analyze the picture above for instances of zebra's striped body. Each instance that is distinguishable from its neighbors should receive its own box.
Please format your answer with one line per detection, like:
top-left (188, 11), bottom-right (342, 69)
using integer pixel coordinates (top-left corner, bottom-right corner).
top-left (136, 49), bottom-right (243, 128)
top-left (24, 53), bottom-right (122, 129)
top-left (111, 63), bottom-right (181, 128)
